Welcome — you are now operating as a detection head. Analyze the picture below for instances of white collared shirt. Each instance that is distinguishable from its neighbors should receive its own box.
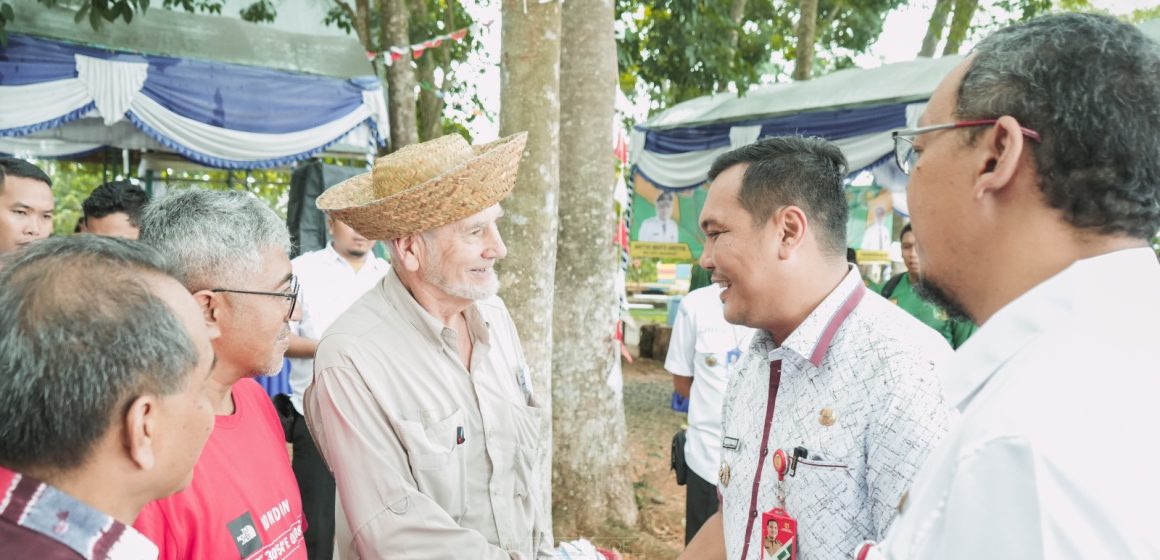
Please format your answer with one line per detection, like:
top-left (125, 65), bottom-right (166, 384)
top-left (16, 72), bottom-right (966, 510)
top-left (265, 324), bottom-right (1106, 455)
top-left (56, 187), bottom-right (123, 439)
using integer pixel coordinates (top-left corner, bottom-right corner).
top-left (289, 244), bottom-right (389, 414)
top-left (720, 268), bottom-right (953, 560)
top-left (639, 216), bottom-right (679, 243)
top-left (665, 284), bottom-right (755, 482)
top-left (867, 248), bottom-right (1160, 560)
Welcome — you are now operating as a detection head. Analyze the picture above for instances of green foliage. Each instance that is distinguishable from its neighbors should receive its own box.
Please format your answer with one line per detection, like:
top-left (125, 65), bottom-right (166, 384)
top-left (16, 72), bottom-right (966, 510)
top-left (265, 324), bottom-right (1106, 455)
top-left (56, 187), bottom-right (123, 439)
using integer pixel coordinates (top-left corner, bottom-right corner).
top-left (0, 0), bottom-right (274, 44)
top-left (323, 0), bottom-right (490, 138)
top-left (617, 1), bottom-right (779, 109)
top-left (1131, 5), bottom-right (1160, 23)
top-left (616, 0), bottom-right (907, 112)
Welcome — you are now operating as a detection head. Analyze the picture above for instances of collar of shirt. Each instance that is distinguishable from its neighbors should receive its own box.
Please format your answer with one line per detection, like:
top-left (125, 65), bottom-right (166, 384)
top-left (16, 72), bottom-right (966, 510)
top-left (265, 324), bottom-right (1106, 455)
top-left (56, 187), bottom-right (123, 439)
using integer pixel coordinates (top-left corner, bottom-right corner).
top-left (940, 246), bottom-right (1157, 410)
top-left (752, 266), bottom-right (867, 368)
top-left (380, 268), bottom-right (492, 350)
top-left (321, 243), bottom-right (387, 274)
top-left (0, 466), bottom-right (158, 560)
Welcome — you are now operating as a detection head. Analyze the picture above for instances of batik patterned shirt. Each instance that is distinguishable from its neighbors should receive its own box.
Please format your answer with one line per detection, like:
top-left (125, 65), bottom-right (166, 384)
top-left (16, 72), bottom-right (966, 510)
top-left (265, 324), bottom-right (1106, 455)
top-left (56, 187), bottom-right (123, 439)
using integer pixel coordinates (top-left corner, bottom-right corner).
top-left (0, 466), bottom-right (158, 560)
top-left (718, 269), bottom-right (953, 560)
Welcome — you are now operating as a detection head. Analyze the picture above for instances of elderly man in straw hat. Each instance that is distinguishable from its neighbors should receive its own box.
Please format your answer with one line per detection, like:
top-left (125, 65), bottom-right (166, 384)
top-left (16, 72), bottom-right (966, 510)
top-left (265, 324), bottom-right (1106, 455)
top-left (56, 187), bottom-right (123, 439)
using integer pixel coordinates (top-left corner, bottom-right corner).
top-left (304, 132), bottom-right (554, 559)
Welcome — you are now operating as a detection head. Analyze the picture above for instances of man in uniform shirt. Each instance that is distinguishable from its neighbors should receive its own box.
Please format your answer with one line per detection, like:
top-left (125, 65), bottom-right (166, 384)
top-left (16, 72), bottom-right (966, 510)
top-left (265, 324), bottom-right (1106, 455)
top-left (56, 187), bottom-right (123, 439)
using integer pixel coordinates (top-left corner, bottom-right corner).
top-left (0, 235), bottom-right (216, 560)
top-left (639, 190), bottom-right (680, 242)
top-left (878, 223), bottom-right (976, 348)
top-left (305, 132), bottom-right (555, 558)
top-left (862, 14), bottom-right (1160, 559)
top-left (666, 283), bottom-right (754, 544)
top-left (284, 215), bottom-right (388, 560)
top-left (680, 136), bottom-right (953, 560)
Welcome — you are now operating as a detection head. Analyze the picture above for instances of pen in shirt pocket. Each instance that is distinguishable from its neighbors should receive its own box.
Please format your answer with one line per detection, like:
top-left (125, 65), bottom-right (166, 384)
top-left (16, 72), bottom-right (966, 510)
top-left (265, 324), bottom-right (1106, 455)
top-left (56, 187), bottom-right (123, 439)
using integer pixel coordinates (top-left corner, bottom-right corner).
top-left (456, 426), bottom-right (466, 446)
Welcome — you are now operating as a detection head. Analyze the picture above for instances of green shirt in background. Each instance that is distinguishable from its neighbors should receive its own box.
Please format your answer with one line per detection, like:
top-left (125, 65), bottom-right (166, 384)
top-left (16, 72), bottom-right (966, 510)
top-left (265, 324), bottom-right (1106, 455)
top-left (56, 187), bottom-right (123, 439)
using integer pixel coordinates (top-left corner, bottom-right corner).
top-left (878, 272), bottom-right (977, 349)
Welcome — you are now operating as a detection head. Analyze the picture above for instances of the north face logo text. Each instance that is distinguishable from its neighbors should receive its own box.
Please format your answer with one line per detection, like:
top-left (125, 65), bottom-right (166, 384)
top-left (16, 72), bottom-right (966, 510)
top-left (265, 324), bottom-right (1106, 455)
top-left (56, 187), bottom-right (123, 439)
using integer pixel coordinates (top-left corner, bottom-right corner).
top-left (227, 511), bottom-right (263, 558)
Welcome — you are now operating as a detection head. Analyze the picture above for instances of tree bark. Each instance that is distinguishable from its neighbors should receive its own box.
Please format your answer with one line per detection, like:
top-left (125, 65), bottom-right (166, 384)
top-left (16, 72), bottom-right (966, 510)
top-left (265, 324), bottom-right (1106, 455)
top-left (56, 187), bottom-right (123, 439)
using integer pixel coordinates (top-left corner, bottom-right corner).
top-left (919, 0), bottom-right (953, 57)
top-left (719, 0), bottom-right (747, 92)
top-left (382, 0), bottom-right (418, 150)
top-left (942, 0), bottom-right (978, 56)
top-left (553, 0), bottom-right (638, 537)
top-left (498, 0), bottom-right (562, 538)
top-left (412, 0), bottom-right (445, 141)
top-left (792, 0), bottom-right (819, 81)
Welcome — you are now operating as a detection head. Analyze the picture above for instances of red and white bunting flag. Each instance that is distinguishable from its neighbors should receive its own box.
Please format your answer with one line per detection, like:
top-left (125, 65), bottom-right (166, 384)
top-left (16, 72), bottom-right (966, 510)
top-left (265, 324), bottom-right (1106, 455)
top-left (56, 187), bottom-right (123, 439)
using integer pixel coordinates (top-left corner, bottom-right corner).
top-left (449, 27), bottom-right (468, 41)
top-left (411, 45), bottom-right (427, 59)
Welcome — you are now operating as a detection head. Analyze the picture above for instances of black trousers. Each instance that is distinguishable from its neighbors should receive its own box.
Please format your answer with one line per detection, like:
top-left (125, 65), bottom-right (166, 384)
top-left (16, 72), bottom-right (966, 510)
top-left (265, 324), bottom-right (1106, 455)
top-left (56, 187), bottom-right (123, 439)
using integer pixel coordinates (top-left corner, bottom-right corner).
top-left (685, 467), bottom-right (720, 545)
top-left (287, 407), bottom-right (336, 560)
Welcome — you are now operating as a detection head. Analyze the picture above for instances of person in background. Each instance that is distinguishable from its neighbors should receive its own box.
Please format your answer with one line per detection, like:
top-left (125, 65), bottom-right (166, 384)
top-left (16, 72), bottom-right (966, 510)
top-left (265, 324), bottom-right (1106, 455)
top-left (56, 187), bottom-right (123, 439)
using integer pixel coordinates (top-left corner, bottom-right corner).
top-left (639, 190), bottom-right (680, 242)
top-left (81, 180), bottom-right (150, 239)
top-left (0, 235), bottom-right (216, 560)
top-left (283, 215), bottom-right (389, 560)
top-left (666, 282), bottom-right (754, 544)
top-left (0, 157), bottom-right (54, 255)
top-left (877, 223), bottom-right (977, 348)
top-left (134, 190), bottom-right (307, 560)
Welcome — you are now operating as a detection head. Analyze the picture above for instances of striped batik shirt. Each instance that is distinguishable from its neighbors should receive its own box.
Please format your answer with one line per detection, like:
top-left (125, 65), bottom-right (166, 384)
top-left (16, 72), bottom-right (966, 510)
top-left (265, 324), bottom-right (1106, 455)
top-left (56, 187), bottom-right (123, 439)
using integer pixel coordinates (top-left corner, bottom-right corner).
top-left (0, 465), bottom-right (158, 559)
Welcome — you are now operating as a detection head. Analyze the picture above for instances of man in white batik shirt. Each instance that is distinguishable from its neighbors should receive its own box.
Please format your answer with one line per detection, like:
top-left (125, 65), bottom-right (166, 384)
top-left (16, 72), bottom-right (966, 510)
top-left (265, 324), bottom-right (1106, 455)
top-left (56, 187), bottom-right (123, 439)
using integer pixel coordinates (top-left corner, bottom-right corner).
top-left (679, 136), bottom-right (953, 560)
top-left (859, 14), bottom-right (1160, 559)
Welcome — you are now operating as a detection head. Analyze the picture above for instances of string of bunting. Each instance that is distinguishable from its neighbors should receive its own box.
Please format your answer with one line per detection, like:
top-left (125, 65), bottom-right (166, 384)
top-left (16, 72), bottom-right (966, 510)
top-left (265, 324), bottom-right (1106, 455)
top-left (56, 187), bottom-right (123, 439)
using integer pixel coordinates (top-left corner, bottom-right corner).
top-left (367, 25), bottom-right (477, 66)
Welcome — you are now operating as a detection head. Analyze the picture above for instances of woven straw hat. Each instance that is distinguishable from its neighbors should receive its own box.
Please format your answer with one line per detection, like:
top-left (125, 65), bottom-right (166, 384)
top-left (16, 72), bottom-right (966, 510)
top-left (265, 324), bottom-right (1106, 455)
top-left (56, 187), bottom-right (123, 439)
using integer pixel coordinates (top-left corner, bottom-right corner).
top-left (317, 132), bottom-right (527, 240)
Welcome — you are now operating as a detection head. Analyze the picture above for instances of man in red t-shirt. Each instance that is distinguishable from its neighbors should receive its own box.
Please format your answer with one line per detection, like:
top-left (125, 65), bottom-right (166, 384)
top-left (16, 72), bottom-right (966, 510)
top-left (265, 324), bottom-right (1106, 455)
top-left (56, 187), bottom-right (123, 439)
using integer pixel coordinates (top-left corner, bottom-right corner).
top-left (135, 190), bottom-right (307, 560)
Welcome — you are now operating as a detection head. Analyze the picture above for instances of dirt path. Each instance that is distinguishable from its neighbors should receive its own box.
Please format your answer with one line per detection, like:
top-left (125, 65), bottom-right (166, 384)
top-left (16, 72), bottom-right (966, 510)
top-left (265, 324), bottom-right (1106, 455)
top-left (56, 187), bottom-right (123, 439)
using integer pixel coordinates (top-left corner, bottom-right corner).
top-left (585, 356), bottom-right (688, 559)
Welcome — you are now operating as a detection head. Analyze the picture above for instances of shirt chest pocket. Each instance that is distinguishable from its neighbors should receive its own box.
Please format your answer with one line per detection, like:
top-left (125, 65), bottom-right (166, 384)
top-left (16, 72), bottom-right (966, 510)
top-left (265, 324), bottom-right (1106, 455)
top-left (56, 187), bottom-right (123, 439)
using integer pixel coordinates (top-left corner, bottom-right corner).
top-left (787, 428), bottom-right (858, 502)
top-left (507, 401), bottom-right (543, 501)
top-left (396, 408), bottom-right (468, 520)
top-left (694, 328), bottom-right (743, 355)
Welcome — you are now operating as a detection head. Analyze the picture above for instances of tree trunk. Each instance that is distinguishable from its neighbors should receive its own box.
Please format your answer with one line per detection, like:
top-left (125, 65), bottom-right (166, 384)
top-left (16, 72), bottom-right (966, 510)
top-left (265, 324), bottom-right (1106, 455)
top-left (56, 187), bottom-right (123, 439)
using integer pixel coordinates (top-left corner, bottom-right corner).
top-left (719, 0), bottom-right (748, 92)
top-left (497, 0), bottom-right (562, 539)
top-left (553, 0), bottom-right (638, 538)
top-left (412, 0), bottom-right (444, 141)
top-left (792, 0), bottom-right (819, 81)
top-left (942, 0), bottom-right (978, 56)
top-left (919, 0), bottom-right (953, 57)
top-left (382, 0), bottom-right (418, 150)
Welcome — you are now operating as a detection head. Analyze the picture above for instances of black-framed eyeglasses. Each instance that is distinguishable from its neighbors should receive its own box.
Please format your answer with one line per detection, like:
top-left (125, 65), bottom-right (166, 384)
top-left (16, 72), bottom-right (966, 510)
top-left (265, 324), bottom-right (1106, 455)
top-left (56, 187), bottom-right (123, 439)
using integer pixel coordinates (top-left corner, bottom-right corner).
top-left (891, 119), bottom-right (1042, 175)
top-left (210, 275), bottom-right (299, 320)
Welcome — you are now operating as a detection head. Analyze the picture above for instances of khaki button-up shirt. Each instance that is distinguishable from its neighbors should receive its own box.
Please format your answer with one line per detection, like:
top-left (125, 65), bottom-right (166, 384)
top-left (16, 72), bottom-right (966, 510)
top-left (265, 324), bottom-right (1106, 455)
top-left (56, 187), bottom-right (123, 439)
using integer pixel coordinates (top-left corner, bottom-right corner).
top-left (305, 269), bottom-right (554, 559)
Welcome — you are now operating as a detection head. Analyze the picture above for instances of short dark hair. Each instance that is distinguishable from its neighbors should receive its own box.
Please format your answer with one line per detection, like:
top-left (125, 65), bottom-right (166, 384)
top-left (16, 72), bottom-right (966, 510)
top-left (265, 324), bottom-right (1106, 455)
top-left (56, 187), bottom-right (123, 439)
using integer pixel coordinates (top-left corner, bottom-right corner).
top-left (957, 13), bottom-right (1160, 239)
top-left (0, 157), bottom-right (52, 191)
top-left (83, 181), bottom-right (150, 226)
top-left (657, 191), bottom-right (674, 204)
top-left (0, 236), bottom-right (199, 472)
top-left (900, 222), bottom-right (913, 238)
top-left (707, 136), bottom-right (849, 256)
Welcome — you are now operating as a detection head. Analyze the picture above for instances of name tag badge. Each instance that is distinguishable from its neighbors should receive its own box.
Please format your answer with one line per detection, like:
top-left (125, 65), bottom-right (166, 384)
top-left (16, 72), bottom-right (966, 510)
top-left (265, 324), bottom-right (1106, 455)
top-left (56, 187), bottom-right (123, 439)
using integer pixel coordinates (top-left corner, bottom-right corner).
top-left (722, 436), bottom-right (740, 450)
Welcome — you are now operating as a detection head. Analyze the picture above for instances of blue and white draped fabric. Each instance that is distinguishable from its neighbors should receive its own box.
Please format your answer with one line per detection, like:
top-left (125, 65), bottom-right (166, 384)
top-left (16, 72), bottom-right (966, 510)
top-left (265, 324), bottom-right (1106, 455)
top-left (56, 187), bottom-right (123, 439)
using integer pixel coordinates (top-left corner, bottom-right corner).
top-left (632, 103), bottom-right (913, 191)
top-left (0, 34), bottom-right (388, 168)
top-left (630, 55), bottom-right (967, 191)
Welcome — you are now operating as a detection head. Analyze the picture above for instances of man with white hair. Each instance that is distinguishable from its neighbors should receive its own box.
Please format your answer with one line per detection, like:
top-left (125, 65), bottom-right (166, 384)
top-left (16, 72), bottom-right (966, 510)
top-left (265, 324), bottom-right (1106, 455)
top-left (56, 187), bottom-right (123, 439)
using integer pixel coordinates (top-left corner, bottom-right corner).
top-left (305, 132), bottom-right (555, 558)
top-left (134, 190), bottom-right (307, 560)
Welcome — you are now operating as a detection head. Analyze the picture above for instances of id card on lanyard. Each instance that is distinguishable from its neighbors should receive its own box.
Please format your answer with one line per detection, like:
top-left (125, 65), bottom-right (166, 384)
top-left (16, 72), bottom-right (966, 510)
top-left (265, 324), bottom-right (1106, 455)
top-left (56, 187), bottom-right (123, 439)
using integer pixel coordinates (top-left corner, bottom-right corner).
top-left (761, 448), bottom-right (797, 560)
